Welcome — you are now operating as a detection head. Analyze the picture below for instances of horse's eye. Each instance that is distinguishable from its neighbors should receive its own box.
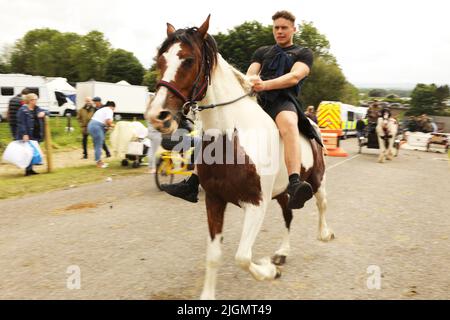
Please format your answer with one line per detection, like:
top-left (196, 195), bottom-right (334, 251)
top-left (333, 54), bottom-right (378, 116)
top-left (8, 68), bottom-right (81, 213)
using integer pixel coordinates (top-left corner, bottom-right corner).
top-left (184, 57), bottom-right (195, 68)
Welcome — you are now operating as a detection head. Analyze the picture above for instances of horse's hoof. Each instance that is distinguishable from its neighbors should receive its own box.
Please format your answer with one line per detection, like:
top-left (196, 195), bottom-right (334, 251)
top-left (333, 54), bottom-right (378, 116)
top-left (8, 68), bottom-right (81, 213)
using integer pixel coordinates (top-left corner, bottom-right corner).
top-left (319, 229), bottom-right (335, 242)
top-left (275, 266), bottom-right (282, 279)
top-left (272, 255), bottom-right (287, 266)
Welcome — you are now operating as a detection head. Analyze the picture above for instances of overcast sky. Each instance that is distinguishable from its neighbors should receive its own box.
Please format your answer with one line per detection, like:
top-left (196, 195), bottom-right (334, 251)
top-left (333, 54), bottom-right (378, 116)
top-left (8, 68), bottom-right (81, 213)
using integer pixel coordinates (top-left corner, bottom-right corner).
top-left (1, 0), bottom-right (449, 87)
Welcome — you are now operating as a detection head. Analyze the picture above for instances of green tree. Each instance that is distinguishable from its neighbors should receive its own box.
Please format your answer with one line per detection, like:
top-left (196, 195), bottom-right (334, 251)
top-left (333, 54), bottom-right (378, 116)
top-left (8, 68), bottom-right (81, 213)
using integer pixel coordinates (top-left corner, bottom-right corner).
top-left (74, 31), bottom-right (111, 81)
top-left (142, 64), bottom-right (159, 92)
top-left (10, 28), bottom-right (61, 75)
top-left (214, 21), bottom-right (273, 72)
top-left (408, 84), bottom-right (439, 115)
top-left (435, 85), bottom-right (450, 111)
top-left (368, 89), bottom-right (388, 97)
top-left (104, 49), bottom-right (144, 85)
top-left (300, 57), bottom-right (358, 107)
top-left (8, 29), bottom-right (112, 82)
top-left (295, 21), bottom-right (335, 63)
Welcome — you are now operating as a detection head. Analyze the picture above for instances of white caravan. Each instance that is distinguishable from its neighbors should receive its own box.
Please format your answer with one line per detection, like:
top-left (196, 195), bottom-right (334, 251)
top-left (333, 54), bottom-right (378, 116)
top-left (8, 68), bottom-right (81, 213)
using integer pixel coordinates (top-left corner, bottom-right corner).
top-left (0, 74), bottom-right (76, 121)
top-left (76, 80), bottom-right (150, 119)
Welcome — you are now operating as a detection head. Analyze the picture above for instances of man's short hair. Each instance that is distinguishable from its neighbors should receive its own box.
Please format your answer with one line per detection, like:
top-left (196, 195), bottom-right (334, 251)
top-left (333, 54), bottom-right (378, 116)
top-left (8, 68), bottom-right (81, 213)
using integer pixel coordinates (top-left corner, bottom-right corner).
top-left (272, 10), bottom-right (296, 23)
top-left (21, 88), bottom-right (31, 95)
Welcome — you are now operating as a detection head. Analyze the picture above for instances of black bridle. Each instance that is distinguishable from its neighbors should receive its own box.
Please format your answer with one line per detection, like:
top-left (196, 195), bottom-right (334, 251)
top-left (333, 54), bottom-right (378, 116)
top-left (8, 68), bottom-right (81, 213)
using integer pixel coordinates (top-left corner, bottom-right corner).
top-left (156, 43), bottom-right (210, 117)
top-left (156, 42), bottom-right (253, 118)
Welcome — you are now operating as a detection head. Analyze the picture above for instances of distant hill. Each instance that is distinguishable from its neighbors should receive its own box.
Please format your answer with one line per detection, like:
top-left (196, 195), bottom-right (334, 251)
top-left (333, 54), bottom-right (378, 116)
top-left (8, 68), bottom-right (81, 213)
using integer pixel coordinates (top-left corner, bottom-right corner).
top-left (355, 83), bottom-right (416, 90)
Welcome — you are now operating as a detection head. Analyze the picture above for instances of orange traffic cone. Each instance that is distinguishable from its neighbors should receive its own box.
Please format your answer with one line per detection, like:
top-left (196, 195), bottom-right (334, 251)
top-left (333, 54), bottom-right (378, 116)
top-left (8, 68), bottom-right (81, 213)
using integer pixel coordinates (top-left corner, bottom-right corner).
top-left (320, 129), bottom-right (348, 157)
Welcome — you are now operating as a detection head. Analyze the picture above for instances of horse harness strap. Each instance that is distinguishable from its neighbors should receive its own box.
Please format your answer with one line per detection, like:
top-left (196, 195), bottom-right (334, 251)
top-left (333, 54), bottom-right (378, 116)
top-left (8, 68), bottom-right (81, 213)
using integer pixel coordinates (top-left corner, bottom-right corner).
top-left (193, 91), bottom-right (255, 112)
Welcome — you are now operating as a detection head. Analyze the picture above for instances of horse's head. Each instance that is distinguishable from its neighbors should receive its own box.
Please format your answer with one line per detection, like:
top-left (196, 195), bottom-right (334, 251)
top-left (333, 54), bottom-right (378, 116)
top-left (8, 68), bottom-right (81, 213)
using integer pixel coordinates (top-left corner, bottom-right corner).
top-left (380, 108), bottom-right (391, 120)
top-left (146, 15), bottom-right (218, 134)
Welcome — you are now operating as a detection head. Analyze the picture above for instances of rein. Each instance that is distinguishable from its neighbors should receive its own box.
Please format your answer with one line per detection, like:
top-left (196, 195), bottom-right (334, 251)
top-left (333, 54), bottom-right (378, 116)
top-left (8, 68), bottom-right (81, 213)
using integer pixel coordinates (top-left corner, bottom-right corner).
top-left (188, 91), bottom-right (254, 114)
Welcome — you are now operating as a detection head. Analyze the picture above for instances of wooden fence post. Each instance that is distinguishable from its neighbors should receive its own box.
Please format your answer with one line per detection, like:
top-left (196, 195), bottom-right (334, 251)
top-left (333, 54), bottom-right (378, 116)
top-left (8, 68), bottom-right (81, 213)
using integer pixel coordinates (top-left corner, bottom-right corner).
top-left (44, 116), bottom-right (53, 173)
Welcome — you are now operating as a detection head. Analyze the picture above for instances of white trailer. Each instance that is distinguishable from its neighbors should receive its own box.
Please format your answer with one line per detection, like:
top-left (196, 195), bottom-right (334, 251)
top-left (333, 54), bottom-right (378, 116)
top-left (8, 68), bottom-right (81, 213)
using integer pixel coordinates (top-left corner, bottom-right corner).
top-left (76, 80), bottom-right (150, 118)
top-left (0, 73), bottom-right (76, 121)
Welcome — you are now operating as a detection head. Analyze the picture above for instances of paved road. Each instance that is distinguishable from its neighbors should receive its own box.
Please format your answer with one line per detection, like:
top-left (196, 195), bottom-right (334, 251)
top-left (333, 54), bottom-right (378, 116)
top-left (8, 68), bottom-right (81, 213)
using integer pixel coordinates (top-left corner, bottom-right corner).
top-left (0, 139), bottom-right (449, 300)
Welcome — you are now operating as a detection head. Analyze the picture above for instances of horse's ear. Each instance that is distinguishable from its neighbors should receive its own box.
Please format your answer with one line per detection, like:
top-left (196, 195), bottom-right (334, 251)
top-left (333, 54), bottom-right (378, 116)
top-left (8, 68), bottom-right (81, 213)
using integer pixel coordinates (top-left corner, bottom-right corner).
top-left (167, 23), bottom-right (176, 36)
top-left (198, 14), bottom-right (211, 39)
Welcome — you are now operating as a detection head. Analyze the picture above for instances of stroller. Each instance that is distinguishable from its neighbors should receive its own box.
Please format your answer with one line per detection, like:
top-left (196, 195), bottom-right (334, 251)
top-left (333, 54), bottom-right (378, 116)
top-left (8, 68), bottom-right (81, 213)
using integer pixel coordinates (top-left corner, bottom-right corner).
top-left (110, 121), bottom-right (150, 168)
top-left (122, 136), bottom-right (150, 168)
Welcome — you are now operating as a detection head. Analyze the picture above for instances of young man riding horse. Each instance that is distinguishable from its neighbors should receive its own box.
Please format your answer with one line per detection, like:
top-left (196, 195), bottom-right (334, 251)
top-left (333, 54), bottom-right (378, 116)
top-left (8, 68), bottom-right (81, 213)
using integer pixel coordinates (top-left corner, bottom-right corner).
top-left (161, 10), bottom-right (321, 210)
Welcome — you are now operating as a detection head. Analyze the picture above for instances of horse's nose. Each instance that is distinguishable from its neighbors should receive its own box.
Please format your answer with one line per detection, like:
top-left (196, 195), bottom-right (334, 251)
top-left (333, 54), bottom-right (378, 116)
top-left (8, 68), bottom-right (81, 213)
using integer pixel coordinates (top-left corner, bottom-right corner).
top-left (158, 111), bottom-right (171, 121)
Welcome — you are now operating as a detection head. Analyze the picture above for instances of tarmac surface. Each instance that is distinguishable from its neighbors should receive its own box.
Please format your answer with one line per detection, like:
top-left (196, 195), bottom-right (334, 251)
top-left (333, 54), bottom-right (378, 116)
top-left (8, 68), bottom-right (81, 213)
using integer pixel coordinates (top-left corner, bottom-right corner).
top-left (0, 139), bottom-right (449, 299)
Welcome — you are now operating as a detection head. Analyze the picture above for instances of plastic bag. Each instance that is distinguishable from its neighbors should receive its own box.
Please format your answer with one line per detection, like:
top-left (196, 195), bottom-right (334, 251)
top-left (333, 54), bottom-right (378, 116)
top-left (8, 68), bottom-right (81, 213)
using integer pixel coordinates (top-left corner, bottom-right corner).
top-left (29, 141), bottom-right (43, 165)
top-left (2, 141), bottom-right (33, 169)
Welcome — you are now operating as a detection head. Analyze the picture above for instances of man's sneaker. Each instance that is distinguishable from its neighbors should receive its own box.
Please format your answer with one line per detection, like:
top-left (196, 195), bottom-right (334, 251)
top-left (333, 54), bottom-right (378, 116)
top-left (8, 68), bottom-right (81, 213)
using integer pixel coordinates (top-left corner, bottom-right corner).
top-left (25, 169), bottom-right (39, 176)
top-left (161, 179), bottom-right (199, 203)
top-left (286, 180), bottom-right (313, 209)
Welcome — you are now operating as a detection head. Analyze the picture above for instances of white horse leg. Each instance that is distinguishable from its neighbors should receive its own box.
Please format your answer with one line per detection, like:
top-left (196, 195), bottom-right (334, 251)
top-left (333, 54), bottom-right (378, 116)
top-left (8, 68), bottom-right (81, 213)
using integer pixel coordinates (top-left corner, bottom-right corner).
top-left (272, 193), bottom-right (292, 266)
top-left (315, 175), bottom-right (335, 241)
top-left (235, 203), bottom-right (280, 281)
top-left (386, 140), bottom-right (394, 160)
top-left (200, 233), bottom-right (223, 300)
top-left (377, 136), bottom-right (386, 163)
top-left (386, 126), bottom-right (397, 160)
top-left (200, 195), bottom-right (226, 300)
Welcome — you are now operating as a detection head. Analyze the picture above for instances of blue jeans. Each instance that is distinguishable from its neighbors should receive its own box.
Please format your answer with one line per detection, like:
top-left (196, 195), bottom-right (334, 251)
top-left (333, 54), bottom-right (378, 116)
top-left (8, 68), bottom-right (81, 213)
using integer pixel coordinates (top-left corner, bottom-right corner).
top-left (88, 120), bottom-right (105, 162)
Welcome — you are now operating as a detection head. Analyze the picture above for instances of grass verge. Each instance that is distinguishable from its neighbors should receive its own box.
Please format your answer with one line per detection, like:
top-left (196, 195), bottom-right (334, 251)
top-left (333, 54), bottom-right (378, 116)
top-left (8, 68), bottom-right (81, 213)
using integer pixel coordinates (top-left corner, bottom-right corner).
top-left (0, 160), bottom-right (149, 200)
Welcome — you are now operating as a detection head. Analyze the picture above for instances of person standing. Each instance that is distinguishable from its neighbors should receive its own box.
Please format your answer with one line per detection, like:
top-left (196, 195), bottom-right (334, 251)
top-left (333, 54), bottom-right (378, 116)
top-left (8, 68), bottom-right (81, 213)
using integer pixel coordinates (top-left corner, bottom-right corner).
top-left (88, 101), bottom-right (116, 168)
top-left (92, 96), bottom-right (112, 158)
top-left (7, 88), bottom-right (30, 138)
top-left (356, 116), bottom-right (366, 139)
top-left (305, 105), bottom-right (318, 124)
top-left (15, 93), bottom-right (47, 176)
top-left (146, 121), bottom-right (162, 174)
top-left (77, 97), bottom-right (96, 159)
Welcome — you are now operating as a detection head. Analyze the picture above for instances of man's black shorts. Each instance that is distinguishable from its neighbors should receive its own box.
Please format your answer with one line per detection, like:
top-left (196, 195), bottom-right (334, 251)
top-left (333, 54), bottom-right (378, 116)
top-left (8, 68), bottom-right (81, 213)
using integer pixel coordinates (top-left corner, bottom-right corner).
top-left (258, 97), bottom-right (297, 121)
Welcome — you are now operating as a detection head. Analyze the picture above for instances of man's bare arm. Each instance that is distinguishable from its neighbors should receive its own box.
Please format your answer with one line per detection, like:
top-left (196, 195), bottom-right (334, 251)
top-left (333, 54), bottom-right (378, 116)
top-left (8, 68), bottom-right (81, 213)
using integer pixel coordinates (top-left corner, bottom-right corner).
top-left (246, 62), bottom-right (261, 77)
top-left (251, 62), bottom-right (310, 92)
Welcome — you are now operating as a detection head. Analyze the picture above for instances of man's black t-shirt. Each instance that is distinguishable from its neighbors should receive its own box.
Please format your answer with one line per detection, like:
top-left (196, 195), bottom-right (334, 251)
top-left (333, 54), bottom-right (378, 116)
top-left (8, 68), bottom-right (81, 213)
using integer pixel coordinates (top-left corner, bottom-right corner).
top-left (251, 44), bottom-right (313, 81)
top-left (250, 44), bottom-right (313, 105)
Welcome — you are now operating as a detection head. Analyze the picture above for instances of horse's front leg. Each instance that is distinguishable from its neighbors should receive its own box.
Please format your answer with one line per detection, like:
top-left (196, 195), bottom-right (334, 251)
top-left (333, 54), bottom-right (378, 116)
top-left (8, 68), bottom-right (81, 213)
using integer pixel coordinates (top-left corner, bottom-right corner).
top-left (200, 194), bottom-right (227, 300)
top-left (377, 135), bottom-right (386, 163)
top-left (235, 203), bottom-right (281, 280)
top-left (386, 135), bottom-right (396, 160)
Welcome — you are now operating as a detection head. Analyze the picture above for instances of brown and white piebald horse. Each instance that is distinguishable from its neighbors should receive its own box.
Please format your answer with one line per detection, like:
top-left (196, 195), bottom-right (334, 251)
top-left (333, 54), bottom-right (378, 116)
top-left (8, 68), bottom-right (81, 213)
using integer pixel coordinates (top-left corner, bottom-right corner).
top-left (147, 16), bottom-right (334, 300)
top-left (376, 108), bottom-right (398, 163)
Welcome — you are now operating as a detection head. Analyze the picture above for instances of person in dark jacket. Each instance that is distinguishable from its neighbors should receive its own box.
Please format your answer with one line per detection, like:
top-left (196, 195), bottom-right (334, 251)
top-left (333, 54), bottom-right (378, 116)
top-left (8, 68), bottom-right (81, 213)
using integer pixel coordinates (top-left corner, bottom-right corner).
top-left (16, 93), bottom-right (48, 176)
top-left (356, 117), bottom-right (366, 139)
top-left (7, 88), bottom-right (30, 138)
top-left (77, 97), bottom-right (96, 159)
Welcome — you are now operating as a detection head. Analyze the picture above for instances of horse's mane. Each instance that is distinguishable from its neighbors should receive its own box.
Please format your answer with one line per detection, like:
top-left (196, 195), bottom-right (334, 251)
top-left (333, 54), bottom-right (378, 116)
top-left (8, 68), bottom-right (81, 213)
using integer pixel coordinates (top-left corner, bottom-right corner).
top-left (227, 63), bottom-right (254, 93)
top-left (158, 28), bottom-right (218, 82)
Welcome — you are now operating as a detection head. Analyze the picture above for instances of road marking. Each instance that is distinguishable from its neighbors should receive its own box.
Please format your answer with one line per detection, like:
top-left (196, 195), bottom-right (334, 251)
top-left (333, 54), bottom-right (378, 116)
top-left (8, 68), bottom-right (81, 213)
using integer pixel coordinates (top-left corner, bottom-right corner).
top-left (326, 154), bottom-right (361, 171)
